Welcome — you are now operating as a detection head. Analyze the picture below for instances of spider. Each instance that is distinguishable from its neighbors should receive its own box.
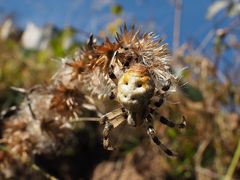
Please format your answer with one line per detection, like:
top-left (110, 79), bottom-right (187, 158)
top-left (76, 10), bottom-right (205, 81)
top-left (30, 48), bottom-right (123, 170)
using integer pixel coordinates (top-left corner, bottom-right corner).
top-left (99, 63), bottom-right (186, 156)
top-left (79, 25), bottom-right (186, 156)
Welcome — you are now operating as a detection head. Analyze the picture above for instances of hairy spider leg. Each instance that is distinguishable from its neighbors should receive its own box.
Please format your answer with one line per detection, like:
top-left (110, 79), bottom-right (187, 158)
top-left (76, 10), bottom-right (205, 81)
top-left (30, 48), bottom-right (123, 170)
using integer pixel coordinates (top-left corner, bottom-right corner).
top-left (103, 120), bottom-right (114, 150)
top-left (145, 115), bottom-right (177, 156)
top-left (108, 65), bottom-right (118, 84)
top-left (150, 79), bottom-right (171, 109)
top-left (100, 108), bottom-right (127, 150)
top-left (159, 116), bottom-right (186, 129)
top-left (107, 52), bottom-right (118, 100)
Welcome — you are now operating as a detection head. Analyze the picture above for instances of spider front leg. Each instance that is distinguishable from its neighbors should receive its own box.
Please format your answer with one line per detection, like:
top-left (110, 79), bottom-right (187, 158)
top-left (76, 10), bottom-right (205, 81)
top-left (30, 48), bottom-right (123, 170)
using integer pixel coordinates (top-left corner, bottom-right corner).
top-left (161, 79), bottom-right (171, 92)
top-left (107, 64), bottom-right (118, 100)
top-left (103, 121), bottom-right (114, 150)
top-left (151, 80), bottom-right (187, 129)
top-left (108, 91), bottom-right (115, 100)
top-left (145, 117), bottom-right (177, 156)
top-left (108, 65), bottom-right (118, 85)
top-left (99, 108), bottom-right (127, 150)
top-left (100, 116), bottom-right (115, 150)
top-left (107, 65), bottom-right (118, 101)
top-left (152, 79), bottom-right (171, 107)
top-left (153, 94), bottom-right (164, 108)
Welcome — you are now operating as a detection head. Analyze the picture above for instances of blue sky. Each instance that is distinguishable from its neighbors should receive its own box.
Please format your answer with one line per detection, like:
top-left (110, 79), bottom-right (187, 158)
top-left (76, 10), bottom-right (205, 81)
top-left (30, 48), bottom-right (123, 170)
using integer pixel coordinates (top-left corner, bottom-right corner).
top-left (0, 0), bottom-right (213, 48)
top-left (2, 0), bottom-right (240, 83)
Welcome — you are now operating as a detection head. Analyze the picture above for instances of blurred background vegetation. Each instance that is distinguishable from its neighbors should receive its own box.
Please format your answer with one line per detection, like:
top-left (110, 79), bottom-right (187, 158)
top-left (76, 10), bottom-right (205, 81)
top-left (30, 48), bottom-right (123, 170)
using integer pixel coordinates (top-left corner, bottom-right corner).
top-left (0, 0), bottom-right (240, 179)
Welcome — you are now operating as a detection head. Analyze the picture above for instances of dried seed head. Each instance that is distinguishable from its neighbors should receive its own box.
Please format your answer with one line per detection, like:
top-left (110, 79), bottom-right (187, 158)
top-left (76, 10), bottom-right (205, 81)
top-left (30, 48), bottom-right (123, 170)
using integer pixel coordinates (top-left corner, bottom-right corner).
top-left (88, 26), bottom-right (176, 94)
top-left (117, 64), bottom-right (155, 112)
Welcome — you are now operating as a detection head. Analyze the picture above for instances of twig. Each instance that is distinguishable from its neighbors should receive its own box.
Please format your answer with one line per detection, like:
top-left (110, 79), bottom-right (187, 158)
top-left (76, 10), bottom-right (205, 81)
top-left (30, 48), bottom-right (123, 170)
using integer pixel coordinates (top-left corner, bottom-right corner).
top-left (224, 139), bottom-right (240, 180)
top-left (195, 29), bottom-right (215, 53)
top-left (11, 86), bottom-right (36, 120)
top-left (10, 86), bottom-right (27, 93)
top-left (71, 117), bottom-right (100, 123)
top-left (31, 164), bottom-right (58, 180)
top-left (194, 139), bottom-right (210, 167)
top-left (173, 0), bottom-right (182, 58)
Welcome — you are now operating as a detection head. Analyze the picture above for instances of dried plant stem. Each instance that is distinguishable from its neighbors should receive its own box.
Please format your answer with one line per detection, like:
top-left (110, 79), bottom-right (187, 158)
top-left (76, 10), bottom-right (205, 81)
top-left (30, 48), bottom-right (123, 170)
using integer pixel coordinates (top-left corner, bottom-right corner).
top-left (196, 29), bottom-right (215, 52)
top-left (31, 164), bottom-right (58, 180)
top-left (195, 139), bottom-right (210, 167)
top-left (71, 117), bottom-right (100, 123)
top-left (224, 139), bottom-right (240, 180)
top-left (173, 0), bottom-right (182, 57)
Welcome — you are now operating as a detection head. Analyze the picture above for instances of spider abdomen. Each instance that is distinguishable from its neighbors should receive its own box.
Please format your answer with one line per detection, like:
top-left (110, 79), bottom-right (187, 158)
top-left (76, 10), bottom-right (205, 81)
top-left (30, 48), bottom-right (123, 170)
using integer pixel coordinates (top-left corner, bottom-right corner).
top-left (117, 64), bottom-right (155, 125)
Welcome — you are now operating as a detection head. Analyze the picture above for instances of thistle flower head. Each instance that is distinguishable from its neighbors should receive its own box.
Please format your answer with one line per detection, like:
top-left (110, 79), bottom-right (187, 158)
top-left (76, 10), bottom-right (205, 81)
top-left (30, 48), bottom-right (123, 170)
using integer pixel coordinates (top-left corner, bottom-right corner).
top-left (87, 25), bottom-right (176, 95)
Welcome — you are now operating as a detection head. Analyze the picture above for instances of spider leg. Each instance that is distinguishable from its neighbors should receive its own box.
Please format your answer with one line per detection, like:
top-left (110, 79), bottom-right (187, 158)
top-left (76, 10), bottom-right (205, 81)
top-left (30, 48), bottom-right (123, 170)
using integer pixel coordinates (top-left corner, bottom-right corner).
top-left (108, 65), bottom-right (118, 84)
top-left (107, 50), bottom-right (118, 85)
top-left (150, 88), bottom-right (186, 129)
top-left (147, 126), bottom-right (177, 156)
top-left (161, 79), bottom-right (171, 92)
top-left (146, 123), bottom-right (177, 156)
top-left (100, 115), bottom-right (115, 150)
top-left (108, 91), bottom-right (115, 100)
top-left (103, 121), bottom-right (114, 150)
top-left (151, 79), bottom-right (171, 108)
top-left (107, 65), bottom-right (117, 101)
top-left (150, 85), bottom-right (167, 109)
top-left (159, 116), bottom-right (186, 129)
top-left (153, 96), bottom-right (164, 108)
top-left (100, 108), bottom-right (127, 150)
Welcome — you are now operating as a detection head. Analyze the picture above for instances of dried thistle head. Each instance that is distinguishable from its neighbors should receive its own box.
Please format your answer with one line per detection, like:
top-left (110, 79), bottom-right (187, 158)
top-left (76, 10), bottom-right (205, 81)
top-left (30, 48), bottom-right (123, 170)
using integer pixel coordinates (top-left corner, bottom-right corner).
top-left (66, 60), bottom-right (86, 81)
top-left (88, 25), bottom-right (176, 93)
top-left (50, 82), bottom-right (84, 118)
top-left (0, 85), bottom-right (80, 165)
